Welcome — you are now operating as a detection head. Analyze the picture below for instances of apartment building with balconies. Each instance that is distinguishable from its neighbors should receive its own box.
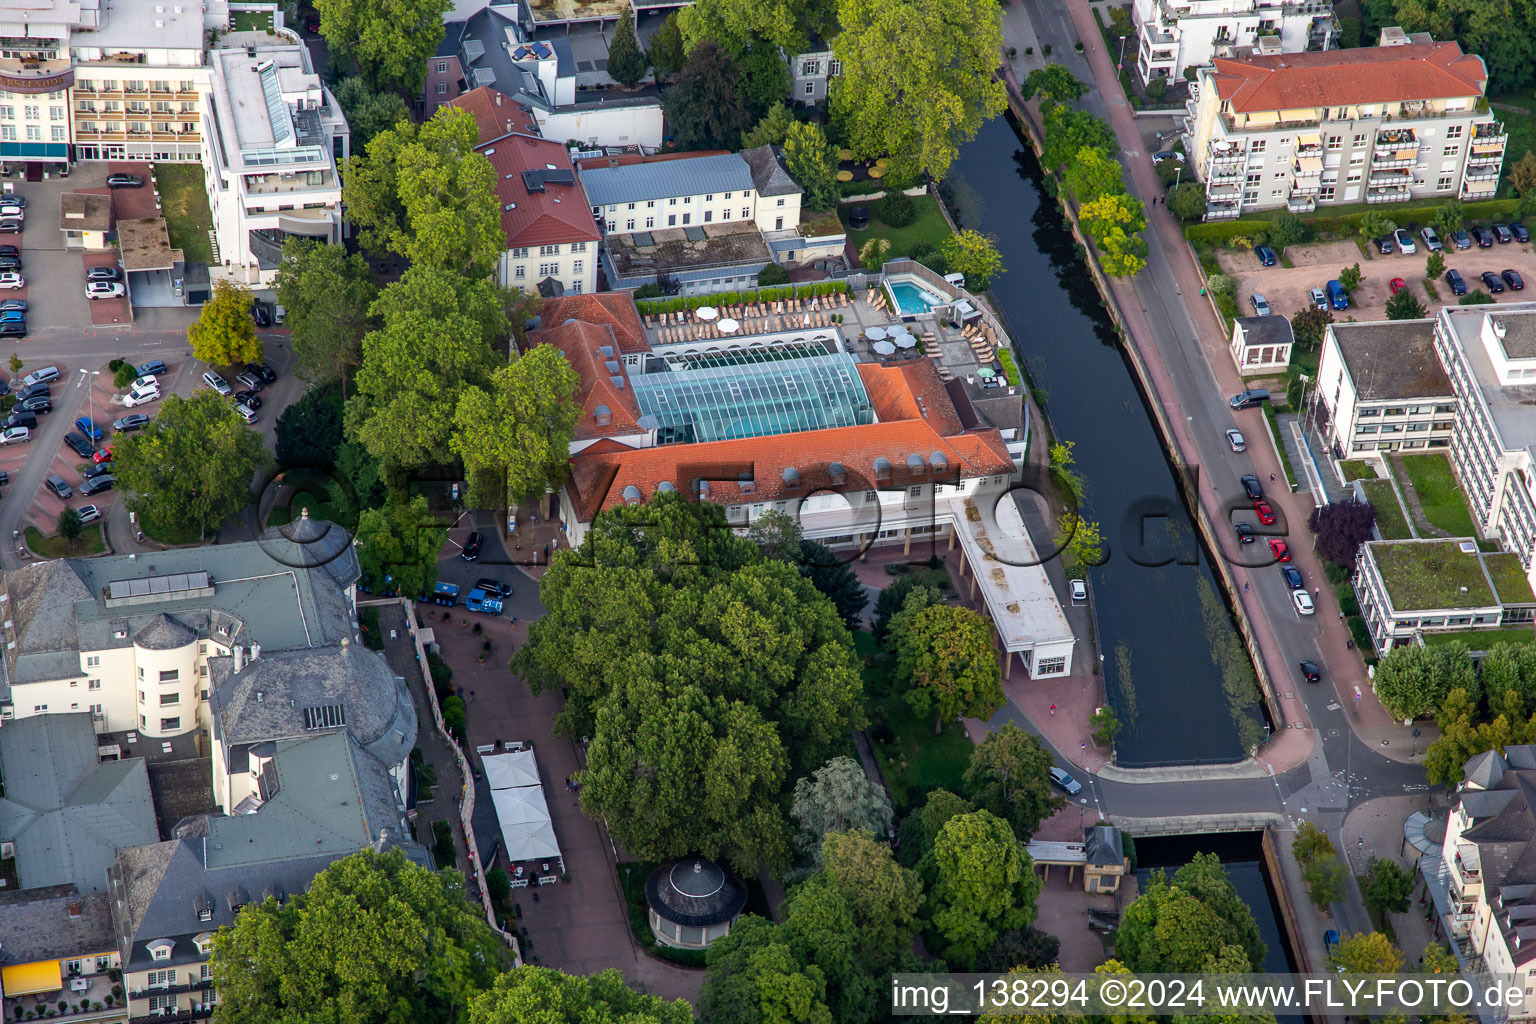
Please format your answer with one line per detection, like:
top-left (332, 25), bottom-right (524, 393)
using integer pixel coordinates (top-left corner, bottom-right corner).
top-left (1315, 319), bottom-right (1456, 459)
top-left (1133, 0), bottom-right (1337, 85)
top-left (1185, 30), bottom-right (1505, 220)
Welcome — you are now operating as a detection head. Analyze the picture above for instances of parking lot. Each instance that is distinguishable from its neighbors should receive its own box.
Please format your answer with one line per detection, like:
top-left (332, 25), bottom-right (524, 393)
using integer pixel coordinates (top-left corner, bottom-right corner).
top-left (1219, 232), bottom-right (1536, 322)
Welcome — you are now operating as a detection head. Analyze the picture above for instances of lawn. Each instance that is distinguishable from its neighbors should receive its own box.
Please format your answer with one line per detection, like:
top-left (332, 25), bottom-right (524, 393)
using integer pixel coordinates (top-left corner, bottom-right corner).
top-left (856, 631), bottom-right (972, 812)
top-left (1359, 479), bottom-right (1412, 540)
top-left (1491, 93), bottom-right (1536, 198)
top-left (1484, 552), bottom-right (1536, 603)
top-left (265, 470), bottom-right (358, 530)
top-left (154, 163), bottom-right (214, 265)
top-left (840, 194), bottom-right (954, 266)
top-left (1371, 539), bottom-right (1495, 610)
top-left (141, 516), bottom-right (204, 546)
top-left (1424, 627), bottom-right (1536, 649)
top-left (1339, 460), bottom-right (1377, 482)
top-left (230, 9), bottom-right (274, 31)
top-left (25, 524), bottom-right (105, 558)
top-left (1398, 455), bottom-right (1478, 538)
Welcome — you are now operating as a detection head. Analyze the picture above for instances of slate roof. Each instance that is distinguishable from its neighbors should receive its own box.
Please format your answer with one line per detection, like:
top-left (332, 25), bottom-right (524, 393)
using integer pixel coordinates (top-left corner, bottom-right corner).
top-left (741, 145), bottom-right (802, 199)
top-left (0, 886), bottom-right (116, 966)
top-left (1209, 42), bottom-right (1488, 113)
top-left (1084, 823), bottom-right (1124, 868)
top-left (1455, 748), bottom-right (1536, 965)
top-left (1235, 315), bottom-right (1296, 349)
top-left (646, 857), bottom-right (747, 927)
top-left (580, 152), bottom-right (756, 208)
top-left (0, 714), bottom-right (157, 892)
top-left (133, 613), bottom-right (198, 651)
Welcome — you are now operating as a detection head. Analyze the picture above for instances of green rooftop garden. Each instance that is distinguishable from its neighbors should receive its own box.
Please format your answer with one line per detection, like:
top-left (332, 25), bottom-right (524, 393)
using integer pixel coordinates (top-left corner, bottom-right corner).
top-left (1423, 627), bottom-right (1536, 649)
top-left (1399, 455), bottom-right (1478, 538)
top-left (1372, 540), bottom-right (1496, 611)
top-left (1360, 479), bottom-right (1411, 540)
top-left (1484, 552), bottom-right (1536, 604)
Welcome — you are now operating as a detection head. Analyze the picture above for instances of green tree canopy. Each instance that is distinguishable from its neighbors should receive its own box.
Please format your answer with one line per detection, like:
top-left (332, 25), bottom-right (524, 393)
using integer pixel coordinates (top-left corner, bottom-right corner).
top-left (314, 0), bottom-right (449, 94)
top-left (700, 916), bottom-right (835, 1024)
top-left (1331, 931), bottom-right (1405, 974)
top-left (830, 0), bottom-right (1005, 181)
top-left (743, 102), bottom-right (796, 149)
top-left (924, 809), bottom-right (1041, 968)
top-left (275, 238), bottom-right (377, 390)
top-left (784, 120), bottom-right (840, 210)
top-left (648, 12), bottom-right (686, 77)
top-left (1021, 64), bottom-right (1087, 104)
top-left (1116, 853), bottom-right (1265, 972)
top-left (1362, 858), bottom-right (1413, 918)
top-left (607, 8), bottom-right (647, 87)
top-left (450, 345), bottom-right (581, 508)
top-left (275, 385), bottom-right (344, 469)
top-left (790, 757), bottom-right (895, 867)
top-left (210, 848), bottom-right (503, 1024)
top-left (1374, 641), bottom-right (1478, 720)
top-left (942, 229), bottom-right (1006, 291)
top-left (1040, 103), bottom-right (1118, 174)
top-left (468, 966), bottom-right (693, 1024)
top-left (114, 392), bottom-right (270, 540)
top-left (1165, 182), bottom-right (1206, 222)
top-left (676, 0), bottom-right (834, 62)
top-left (664, 42), bottom-right (751, 151)
top-left (188, 280), bottom-right (261, 367)
top-left (331, 77), bottom-right (410, 150)
top-left (354, 495), bottom-right (447, 596)
top-left (896, 787), bottom-right (973, 867)
top-left (1358, 212), bottom-right (1397, 242)
top-left (798, 540), bottom-right (868, 628)
top-left (1371, 0), bottom-right (1534, 94)
top-left (1386, 289), bottom-right (1427, 321)
top-left (890, 598), bottom-right (1004, 731)
top-left (736, 44), bottom-right (794, 120)
top-left (962, 723), bottom-right (1065, 842)
top-left (1063, 146), bottom-right (1125, 204)
top-left (819, 830), bottom-right (924, 966)
top-left (55, 506), bottom-right (84, 547)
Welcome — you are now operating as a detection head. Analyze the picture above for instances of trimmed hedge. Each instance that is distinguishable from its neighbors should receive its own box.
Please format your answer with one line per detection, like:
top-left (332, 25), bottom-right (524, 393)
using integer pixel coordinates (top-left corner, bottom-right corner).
top-left (1184, 219), bottom-right (1274, 243)
top-left (997, 348), bottom-right (1022, 386)
top-left (1185, 198), bottom-right (1522, 242)
top-left (636, 280), bottom-right (852, 316)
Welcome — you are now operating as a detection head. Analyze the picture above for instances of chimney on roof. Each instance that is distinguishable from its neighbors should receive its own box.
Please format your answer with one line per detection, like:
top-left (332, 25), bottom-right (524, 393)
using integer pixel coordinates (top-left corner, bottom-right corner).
top-left (373, 828), bottom-right (390, 853)
top-left (233, 645), bottom-right (245, 673)
top-left (68, 903), bottom-right (81, 918)
top-left (1378, 25), bottom-right (1409, 46)
top-left (495, 92), bottom-right (502, 106)
top-left (341, 636), bottom-right (350, 651)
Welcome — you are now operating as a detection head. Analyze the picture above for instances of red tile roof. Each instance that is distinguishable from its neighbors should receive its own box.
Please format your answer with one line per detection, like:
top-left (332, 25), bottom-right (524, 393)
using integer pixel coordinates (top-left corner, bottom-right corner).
top-left (478, 132), bottom-right (601, 249)
top-left (538, 292), bottom-right (648, 353)
top-left (1210, 42), bottom-right (1487, 113)
top-left (449, 86), bottom-right (537, 144)
top-left (857, 361), bottom-right (964, 437)
top-left (532, 319), bottom-right (643, 440)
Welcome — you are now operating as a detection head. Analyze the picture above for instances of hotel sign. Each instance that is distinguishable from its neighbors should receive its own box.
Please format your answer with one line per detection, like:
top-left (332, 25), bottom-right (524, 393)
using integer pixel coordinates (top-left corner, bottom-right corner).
top-left (0, 68), bottom-right (72, 94)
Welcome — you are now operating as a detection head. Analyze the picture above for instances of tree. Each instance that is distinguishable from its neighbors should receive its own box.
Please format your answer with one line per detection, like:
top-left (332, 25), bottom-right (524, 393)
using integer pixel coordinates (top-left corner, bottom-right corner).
top-left (743, 102), bottom-right (796, 149)
top-left (114, 392), bottom-right (270, 540)
top-left (1331, 931), bottom-right (1404, 974)
top-left (331, 78), bottom-right (409, 150)
top-left (1290, 305), bottom-right (1333, 352)
top-left (925, 810), bottom-right (1041, 969)
top-left (872, 568), bottom-right (950, 639)
top-left (1308, 499), bottom-right (1377, 569)
top-left (1358, 212), bottom-right (1397, 243)
top-left (830, 0), bottom-right (1005, 181)
top-left (890, 600), bottom-right (1003, 732)
top-left (343, 108), bottom-right (503, 277)
top-left (896, 788), bottom-right (972, 867)
top-left (1373, 641), bottom-right (1478, 720)
top-left (188, 280), bottom-right (261, 367)
top-left (1477, 643), bottom-right (1536, 711)
top-left (784, 121), bottom-right (840, 210)
top-left (976, 927), bottom-right (1062, 973)
top-left (450, 346), bottom-right (581, 508)
top-left (699, 917), bottom-right (835, 1024)
top-left (665, 42), bottom-right (751, 151)
top-left (1116, 853), bottom-right (1265, 972)
top-left (314, 0), bottom-right (449, 94)
top-left (1339, 263), bottom-right (1363, 294)
top-left (737, 44), bottom-right (793, 120)
top-left (1040, 104), bottom-right (1117, 174)
top-left (607, 9), bottom-right (647, 87)
top-left (819, 830), bottom-right (923, 965)
top-left (212, 849), bottom-right (501, 1024)
top-left (1510, 150), bottom-right (1536, 197)
top-left (1263, 211), bottom-right (1309, 251)
top-left (354, 495), bottom-right (447, 596)
top-left (56, 506), bottom-right (84, 548)
top-left (798, 540), bottom-right (868, 628)
top-left (1291, 821), bottom-right (1335, 868)
top-left (275, 238), bottom-right (377, 390)
top-left (1079, 193), bottom-right (1147, 277)
top-left (1020, 64), bottom-right (1087, 105)
top-left (275, 386), bottom-right (344, 469)
top-left (1362, 858), bottom-right (1413, 918)
top-left (1301, 850), bottom-right (1350, 907)
top-left (1165, 182), bottom-right (1207, 222)
top-left (962, 723), bottom-right (1064, 843)
top-left (1435, 200), bottom-right (1466, 235)
top-left (748, 508), bottom-right (804, 561)
top-left (1461, 290), bottom-right (1497, 306)
top-left (648, 12), bottom-right (686, 77)
top-left (468, 967), bottom-right (693, 1024)
top-left (942, 229), bottom-right (1006, 291)
top-left (790, 757), bottom-right (895, 864)
top-left (1062, 146), bottom-right (1124, 204)
top-left (1426, 250), bottom-right (1446, 280)
top-left (858, 237), bottom-right (891, 269)
top-left (1386, 289), bottom-right (1427, 320)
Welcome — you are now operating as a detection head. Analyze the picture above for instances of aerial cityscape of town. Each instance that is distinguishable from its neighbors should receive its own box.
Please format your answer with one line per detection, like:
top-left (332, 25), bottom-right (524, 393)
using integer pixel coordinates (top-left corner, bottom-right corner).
top-left (3, 0), bottom-right (1536, 1017)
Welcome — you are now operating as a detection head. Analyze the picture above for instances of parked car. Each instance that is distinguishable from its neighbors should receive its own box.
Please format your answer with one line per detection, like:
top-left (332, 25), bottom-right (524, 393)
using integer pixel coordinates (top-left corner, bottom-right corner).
top-left (1374, 236), bottom-right (1394, 255)
top-left (1225, 428), bottom-right (1246, 452)
top-left (0, 245), bottom-right (18, 258)
top-left (0, 299), bottom-right (25, 312)
top-left (0, 321), bottom-right (26, 338)
top-left (1281, 565), bottom-right (1304, 589)
top-left (1446, 268), bottom-right (1468, 295)
top-left (85, 281), bottom-right (124, 300)
top-left (1255, 245), bottom-right (1277, 266)
top-left (0, 310), bottom-right (24, 323)
top-left (1049, 766), bottom-right (1083, 795)
top-left (1241, 474), bottom-right (1264, 500)
top-left (130, 374), bottom-right (158, 392)
top-left (1, 196), bottom-right (26, 208)
top-left (1514, 223), bottom-right (1531, 243)
top-left (1070, 578), bottom-right (1088, 604)
top-left (1299, 660), bottom-right (1321, 683)
top-left (135, 359), bottom-right (167, 377)
top-left (76, 504), bottom-right (101, 525)
top-left (1293, 590), bottom-right (1316, 615)
top-left (245, 362), bottom-right (277, 383)
top-left (23, 367), bottom-right (57, 387)
top-left (17, 383), bottom-right (49, 402)
top-left (123, 385), bottom-right (159, 408)
top-left (1310, 287), bottom-right (1327, 310)
top-left (1255, 500), bottom-right (1276, 525)
top-left (1504, 269), bottom-right (1525, 291)
top-left (1152, 150), bottom-right (1180, 163)
top-left (106, 174), bottom-right (143, 189)
top-left (1326, 280), bottom-right (1349, 310)
top-left (1420, 226), bottom-right (1443, 251)
top-left (1452, 228), bottom-right (1471, 250)
top-left (80, 475), bottom-right (114, 496)
top-left (1250, 293), bottom-right (1271, 316)
top-left (0, 256), bottom-right (22, 272)
top-left (233, 390), bottom-right (263, 409)
top-left (1472, 225), bottom-right (1495, 247)
top-left (19, 396), bottom-right (50, 414)
top-left (461, 531), bottom-right (483, 561)
top-left (83, 460), bottom-right (113, 479)
top-left (234, 370), bottom-right (264, 391)
top-left (251, 302), bottom-right (271, 327)
top-left (1269, 539), bottom-right (1291, 562)
top-left (1494, 223), bottom-right (1514, 243)
top-left (0, 426), bottom-right (29, 444)
top-left (1235, 522), bottom-right (1255, 544)
top-left (1390, 277), bottom-right (1407, 294)
top-left (74, 417), bottom-right (102, 440)
top-left (475, 578), bottom-right (512, 598)
top-left (85, 265), bottom-right (121, 282)
top-left (234, 402), bottom-right (258, 424)
top-left (0, 271), bottom-right (24, 289)
top-left (201, 371), bottom-right (231, 396)
top-left (44, 474), bottom-right (71, 498)
top-left (0, 220), bottom-right (23, 234)
top-left (62, 432), bottom-right (94, 457)
top-left (112, 413), bottom-right (149, 432)
top-left (1482, 271), bottom-right (1507, 294)
top-left (0, 205), bottom-right (25, 222)
top-left (92, 446), bottom-right (113, 464)
top-left (1394, 228), bottom-right (1417, 254)
top-left (3, 410), bottom-right (35, 429)
top-left (1229, 388), bottom-right (1270, 409)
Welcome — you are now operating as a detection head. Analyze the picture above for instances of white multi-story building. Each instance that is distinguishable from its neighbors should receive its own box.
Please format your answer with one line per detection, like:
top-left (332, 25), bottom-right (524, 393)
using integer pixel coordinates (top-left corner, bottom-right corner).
top-left (1133, 0), bottom-right (1337, 85)
top-left (0, 0), bottom-right (224, 169)
top-left (1315, 319), bottom-right (1456, 459)
top-left (202, 43), bottom-right (348, 286)
top-left (1184, 30), bottom-right (1507, 219)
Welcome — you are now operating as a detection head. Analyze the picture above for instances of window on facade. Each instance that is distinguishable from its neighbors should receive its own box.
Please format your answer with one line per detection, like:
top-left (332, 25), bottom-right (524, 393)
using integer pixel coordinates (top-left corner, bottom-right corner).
top-left (160, 693), bottom-right (180, 705)
top-left (436, 60), bottom-right (448, 72)
top-left (51, 127), bottom-right (64, 141)
top-left (625, 218), bottom-right (634, 230)
top-left (514, 266), bottom-right (526, 279)
top-left (703, 210), bottom-right (712, 222)
top-left (435, 82), bottom-right (447, 94)
top-left (86, 655), bottom-right (100, 667)
top-left (539, 262), bottom-right (558, 275)
top-left (776, 197), bottom-right (786, 206)
top-left (89, 704), bottom-right (102, 715)
top-left (1447, 125), bottom-right (1464, 138)
top-left (1326, 135), bottom-right (1341, 149)
top-left (644, 216), bottom-right (654, 228)
top-left (1443, 145), bottom-right (1459, 157)
top-left (571, 241), bottom-right (586, 252)
top-left (159, 670), bottom-right (178, 681)
top-left (1439, 175), bottom-right (1454, 189)
top-left (741, 207), bottom-right (750, 218)
top-left (160, 717), bottom-right (181, 731)
top-left (805, 83), bottom-right (814, 95)
top-left (511, 246), bottom-right (529, 258)
top-left (0, 127), bottom-right (13, 142)
top-left (681, 213), bottom-right (691, 224)
top-left (573, 259), bottom-right (583, 273)
top-left (23, 105), bottom-right (37, 119)
top-left (704, 194), bottom-right (712, 202)
top-left (1346, 172), bottom-right (1361, 182)
top-left (49, 105), bottom-right (62, 120)
top-left (829, 59), bottom-right (841, 76)
top-left (802, 61), bottom-right (818, 75)
top-left (1037, 657), bottom-right (1067, 675)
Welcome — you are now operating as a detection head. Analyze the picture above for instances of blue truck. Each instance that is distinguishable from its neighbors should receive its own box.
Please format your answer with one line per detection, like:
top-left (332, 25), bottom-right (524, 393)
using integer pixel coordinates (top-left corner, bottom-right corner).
top-left (465, 588), bottom-right (504, 614)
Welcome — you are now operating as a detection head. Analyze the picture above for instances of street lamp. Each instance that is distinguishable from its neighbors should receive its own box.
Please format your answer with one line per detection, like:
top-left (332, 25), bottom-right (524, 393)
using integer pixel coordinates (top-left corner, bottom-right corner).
top-left (1117, 34), bottom-right (1128, 71)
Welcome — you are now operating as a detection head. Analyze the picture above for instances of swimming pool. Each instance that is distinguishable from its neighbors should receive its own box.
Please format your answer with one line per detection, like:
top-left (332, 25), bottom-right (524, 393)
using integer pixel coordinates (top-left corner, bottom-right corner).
top-left (885, 278), bottom-right (947, 316)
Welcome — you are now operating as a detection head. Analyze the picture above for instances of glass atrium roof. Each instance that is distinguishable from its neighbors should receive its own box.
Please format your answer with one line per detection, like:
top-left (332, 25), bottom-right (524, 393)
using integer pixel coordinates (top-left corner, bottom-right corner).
top-left (632, 344), bottom-right (874, 445)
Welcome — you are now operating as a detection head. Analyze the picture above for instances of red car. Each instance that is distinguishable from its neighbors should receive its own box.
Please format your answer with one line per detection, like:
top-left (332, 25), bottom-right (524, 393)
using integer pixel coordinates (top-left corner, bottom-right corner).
top-left (1269, 538), bottom-right (1290, 562)
top-left (1390, 277), bottom-right (1407, 294)
top-left (1254, 500), bottom-right (1276, 525)
top-left (92, 445), bottom-right (114, 464)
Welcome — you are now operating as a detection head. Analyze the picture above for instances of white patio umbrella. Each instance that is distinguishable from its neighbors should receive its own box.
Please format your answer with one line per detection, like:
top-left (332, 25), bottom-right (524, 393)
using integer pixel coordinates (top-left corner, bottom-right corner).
top-left (872, 340), bottom-right (897, 355)
top-left (866, 326), bottom-right (888, 341)
top-left (697, 306), bottom-right (719, 320)
top-left (718, 318), bottom-right (740, 333)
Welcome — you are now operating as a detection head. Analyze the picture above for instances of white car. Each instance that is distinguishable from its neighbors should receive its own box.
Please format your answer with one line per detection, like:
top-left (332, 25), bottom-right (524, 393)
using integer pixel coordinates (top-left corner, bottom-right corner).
top-left (0, 271), bottom-right (23, 290)
top-left (1069, 578), bottom-right (1087, 604)
top-left (130, 374), bottom-right (159, 392)
top-left (123, 385), bottom-right (160, 408)
top-left (0, 206), bottom-right (24, 222)
top-left (76, 504), bottom-right (101, 524)
top-left (0, 426), bottom-right (29, 444)
top-left (86, 281), bottom-right (125, 300)
top-left (1293, 590), bottom-right (1315, 616)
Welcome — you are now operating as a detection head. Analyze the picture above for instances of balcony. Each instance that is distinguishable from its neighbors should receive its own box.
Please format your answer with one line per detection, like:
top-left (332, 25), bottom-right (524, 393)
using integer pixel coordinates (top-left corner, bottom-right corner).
top-left (7, 974), bottom-right (123, 1022)
top-left (1291, 157), bottom-right (1323, 179)
top-left (1464, 163), bottom-right (1501, 182)
top-left (1207, 181), bottom-right (1241, 200)
top-left (1290, 181), bottom-right (1321, 196)
top-left (1377, 127), bottom-right (1417, 147)
top-left (1462, 179), bottom-right (1499, 199)
top-left (1473, 121), bottom-right (1507, 140)
top-left (1366, 185), bottom-right (1412, 203)
top-left (1205, 201), bottom-right (1242, 221)
top-left (1287, 194), bottom-right (1317, 213)
top-left (1205, 164), bottom-right (1242, 184)
top-left (1369, 167), bottom-right (1412, 185)
top-left (1207, 141), bottom-right (1246, 164)
top-left (128, 1007), bottom-right (213, 1024)
top-left (1372, 151), bottom-right (1418, 169)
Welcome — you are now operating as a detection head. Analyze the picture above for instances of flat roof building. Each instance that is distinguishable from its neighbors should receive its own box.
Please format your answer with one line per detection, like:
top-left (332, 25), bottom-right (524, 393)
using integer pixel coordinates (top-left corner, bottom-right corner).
top-left (1316, 319), bottom-right (1455, 460)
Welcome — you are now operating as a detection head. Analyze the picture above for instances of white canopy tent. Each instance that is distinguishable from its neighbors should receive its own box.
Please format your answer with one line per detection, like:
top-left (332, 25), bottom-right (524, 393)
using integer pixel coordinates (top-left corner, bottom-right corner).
top-left (482, 750), bottom-right (563, 869)
top-left (483, 748), bottom-right (540, 790)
